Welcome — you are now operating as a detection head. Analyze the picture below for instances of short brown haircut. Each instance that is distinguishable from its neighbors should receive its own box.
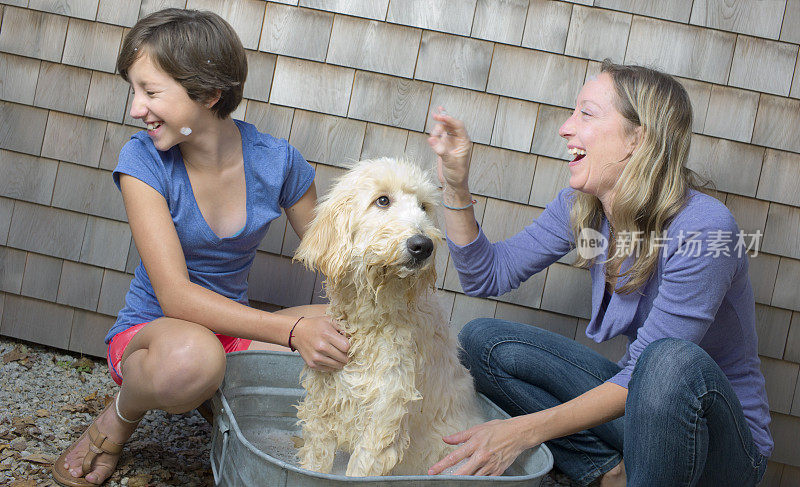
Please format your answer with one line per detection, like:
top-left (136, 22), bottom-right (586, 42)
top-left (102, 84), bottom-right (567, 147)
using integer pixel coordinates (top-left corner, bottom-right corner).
top-left (117, 8), bottom-right (247, 119)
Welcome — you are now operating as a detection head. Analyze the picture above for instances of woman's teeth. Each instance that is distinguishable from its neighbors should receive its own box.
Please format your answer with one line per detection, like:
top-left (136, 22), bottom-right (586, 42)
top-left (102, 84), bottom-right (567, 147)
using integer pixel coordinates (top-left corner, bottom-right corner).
top-left (147, 121), bottom-right (163, 130)
top-left (568, 147), bottom-right (586, 157)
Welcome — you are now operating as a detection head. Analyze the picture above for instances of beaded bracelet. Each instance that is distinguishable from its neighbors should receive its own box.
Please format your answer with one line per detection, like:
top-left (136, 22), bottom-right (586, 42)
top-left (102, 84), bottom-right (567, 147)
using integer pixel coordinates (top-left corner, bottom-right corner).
top-left (442, 198), bottom-right (477, 210)
top-left (288, 316), bottom-right (304, 352)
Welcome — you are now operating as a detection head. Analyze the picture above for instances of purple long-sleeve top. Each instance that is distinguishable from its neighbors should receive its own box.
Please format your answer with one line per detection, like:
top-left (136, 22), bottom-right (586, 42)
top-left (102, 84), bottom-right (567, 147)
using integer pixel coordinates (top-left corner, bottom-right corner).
top-left (448, 187), bottom-right (773, 456)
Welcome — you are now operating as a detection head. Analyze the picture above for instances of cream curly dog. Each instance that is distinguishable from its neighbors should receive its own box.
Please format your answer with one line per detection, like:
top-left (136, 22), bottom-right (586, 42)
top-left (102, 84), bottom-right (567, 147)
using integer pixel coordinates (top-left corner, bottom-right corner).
top-left (294, 158), bottom-right (482, 477)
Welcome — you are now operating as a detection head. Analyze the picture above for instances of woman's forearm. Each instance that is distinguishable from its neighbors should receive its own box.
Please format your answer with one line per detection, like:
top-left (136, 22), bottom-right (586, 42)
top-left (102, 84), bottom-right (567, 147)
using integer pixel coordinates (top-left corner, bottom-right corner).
top-left (520, 381), bottom-right (628, 448)
top-left (442, 185), bottom-right (480, 246)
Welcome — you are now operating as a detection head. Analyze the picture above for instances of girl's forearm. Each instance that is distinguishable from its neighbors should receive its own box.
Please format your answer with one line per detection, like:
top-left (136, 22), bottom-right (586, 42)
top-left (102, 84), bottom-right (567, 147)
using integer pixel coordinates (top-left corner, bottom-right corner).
top-left (158, 280), bottom-right (295, 344)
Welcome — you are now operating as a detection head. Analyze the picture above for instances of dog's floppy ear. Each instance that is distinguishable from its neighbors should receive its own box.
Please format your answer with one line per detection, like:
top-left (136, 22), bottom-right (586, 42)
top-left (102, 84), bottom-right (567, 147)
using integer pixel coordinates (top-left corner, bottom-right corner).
top-left (294, 186), bottom-right (354, 285)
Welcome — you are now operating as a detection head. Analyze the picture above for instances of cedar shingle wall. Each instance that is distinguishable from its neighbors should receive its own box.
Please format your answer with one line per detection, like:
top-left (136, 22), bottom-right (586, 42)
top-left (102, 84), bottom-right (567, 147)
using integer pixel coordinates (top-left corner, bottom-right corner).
top-left (0, 0), bottom-right (799, 479)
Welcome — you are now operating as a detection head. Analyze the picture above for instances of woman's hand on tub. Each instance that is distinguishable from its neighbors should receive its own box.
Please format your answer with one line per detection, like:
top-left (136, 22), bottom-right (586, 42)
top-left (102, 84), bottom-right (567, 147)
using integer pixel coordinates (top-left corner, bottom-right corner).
top-left (428, 416), bottom-right (536, 476)
top-left (292, 315), bottom-right (350, 372)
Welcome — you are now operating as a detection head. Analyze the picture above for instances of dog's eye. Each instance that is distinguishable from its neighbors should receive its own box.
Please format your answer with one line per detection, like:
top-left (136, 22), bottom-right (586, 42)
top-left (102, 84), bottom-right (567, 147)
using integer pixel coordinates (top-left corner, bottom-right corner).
top-left (375, 196), bottom-right (391, 208)
top-left (420, 202), bottom-right (427, 212)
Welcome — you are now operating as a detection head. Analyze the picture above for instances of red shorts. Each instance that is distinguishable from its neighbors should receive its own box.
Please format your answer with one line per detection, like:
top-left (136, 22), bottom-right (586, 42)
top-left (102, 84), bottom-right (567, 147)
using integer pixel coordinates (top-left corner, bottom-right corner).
top-left (106, 323), bottom-right (252, 385)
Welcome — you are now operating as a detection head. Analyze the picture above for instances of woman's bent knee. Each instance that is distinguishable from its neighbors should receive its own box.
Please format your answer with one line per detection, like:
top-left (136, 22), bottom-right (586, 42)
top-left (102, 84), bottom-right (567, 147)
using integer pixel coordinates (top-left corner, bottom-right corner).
top-left (635, 338), bottom-right (709, 378)
top-left (629, 338), bottom-right (717, 404)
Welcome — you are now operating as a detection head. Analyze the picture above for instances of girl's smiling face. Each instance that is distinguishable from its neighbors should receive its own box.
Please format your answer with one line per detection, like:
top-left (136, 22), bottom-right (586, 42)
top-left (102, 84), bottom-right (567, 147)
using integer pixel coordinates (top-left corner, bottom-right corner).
top-left (558, 72), bottom-right (641, 201)
top-left (126, 50), bottom-right (211, 151)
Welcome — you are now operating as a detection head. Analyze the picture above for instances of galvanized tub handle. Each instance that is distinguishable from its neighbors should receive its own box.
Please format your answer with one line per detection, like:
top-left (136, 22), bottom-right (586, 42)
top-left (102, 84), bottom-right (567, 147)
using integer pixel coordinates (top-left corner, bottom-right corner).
top-left (211, 411), bottom-right (231, 485)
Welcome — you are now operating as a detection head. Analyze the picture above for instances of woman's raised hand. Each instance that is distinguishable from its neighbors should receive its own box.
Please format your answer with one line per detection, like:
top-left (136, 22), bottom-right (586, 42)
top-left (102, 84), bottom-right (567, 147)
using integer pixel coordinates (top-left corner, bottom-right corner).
top-left (291, 315), bottom-right (350, 372)
top-left (427, 107), bottom-right (473, 196)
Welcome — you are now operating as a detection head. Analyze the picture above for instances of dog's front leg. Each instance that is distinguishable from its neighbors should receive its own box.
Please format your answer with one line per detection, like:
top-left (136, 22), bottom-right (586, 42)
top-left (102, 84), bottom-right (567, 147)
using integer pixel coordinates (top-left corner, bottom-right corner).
top-left (346, 408), bottom-right (412, 477)
top-left (345, 377), bottom-right (420, 477)
top-left (297, 414), bottom-right (338, 473)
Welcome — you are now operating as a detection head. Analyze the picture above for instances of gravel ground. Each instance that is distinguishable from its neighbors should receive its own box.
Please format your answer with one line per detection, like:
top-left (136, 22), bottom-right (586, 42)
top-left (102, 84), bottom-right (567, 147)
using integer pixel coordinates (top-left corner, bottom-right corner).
top-left (0, 336), bottom-right (577, 487)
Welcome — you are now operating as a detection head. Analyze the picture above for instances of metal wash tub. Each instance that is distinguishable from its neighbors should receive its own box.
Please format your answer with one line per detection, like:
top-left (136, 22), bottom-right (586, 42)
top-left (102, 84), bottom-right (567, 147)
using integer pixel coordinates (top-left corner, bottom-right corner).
top-left (210, 351), bottom-right (553, 486)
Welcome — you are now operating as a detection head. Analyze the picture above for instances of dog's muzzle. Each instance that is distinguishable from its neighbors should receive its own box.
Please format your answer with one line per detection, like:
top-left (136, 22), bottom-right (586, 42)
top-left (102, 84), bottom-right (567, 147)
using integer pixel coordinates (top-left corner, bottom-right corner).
top-left (406, 234), bottom-right (434, 264)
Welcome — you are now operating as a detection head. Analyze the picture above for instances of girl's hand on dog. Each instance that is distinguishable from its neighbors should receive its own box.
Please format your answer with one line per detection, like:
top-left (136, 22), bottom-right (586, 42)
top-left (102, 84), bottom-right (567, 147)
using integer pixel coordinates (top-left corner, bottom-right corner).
top-left (292, 316), bottom-right (350, 372)
top-left (428, 107), bottom-right (473, 196)
top-left (428, 417), bottom-right (533, 476)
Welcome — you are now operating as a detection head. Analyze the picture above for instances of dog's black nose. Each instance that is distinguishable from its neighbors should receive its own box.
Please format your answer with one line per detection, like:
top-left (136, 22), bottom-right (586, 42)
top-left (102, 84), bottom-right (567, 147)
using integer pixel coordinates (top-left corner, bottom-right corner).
top-left (407, 234), bottom-right (434, 261)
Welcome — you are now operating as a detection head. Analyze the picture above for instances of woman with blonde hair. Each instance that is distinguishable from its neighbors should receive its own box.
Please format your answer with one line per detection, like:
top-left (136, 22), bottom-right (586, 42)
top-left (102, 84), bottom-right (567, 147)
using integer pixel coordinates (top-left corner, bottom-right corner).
top-left (427, 60), bottom-right (772, 486)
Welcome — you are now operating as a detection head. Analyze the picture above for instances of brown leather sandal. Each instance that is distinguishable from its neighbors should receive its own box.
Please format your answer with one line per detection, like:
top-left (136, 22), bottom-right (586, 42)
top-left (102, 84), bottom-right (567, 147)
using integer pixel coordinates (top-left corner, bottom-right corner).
top-left (52, 419), bottom-right (124, 486)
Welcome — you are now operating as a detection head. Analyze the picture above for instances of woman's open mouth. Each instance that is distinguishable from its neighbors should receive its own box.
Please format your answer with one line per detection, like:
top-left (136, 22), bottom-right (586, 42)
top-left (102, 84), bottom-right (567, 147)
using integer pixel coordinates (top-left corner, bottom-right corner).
top-left (568, 147), bottom-right (586, 166)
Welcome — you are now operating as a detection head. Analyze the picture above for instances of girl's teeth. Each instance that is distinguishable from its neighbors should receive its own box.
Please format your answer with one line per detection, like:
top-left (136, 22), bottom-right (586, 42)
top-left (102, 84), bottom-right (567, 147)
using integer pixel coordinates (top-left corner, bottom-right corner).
top-left (568, 148), bottom-right (586, 156)
top-left (147, 122), bottom-right (162, 130)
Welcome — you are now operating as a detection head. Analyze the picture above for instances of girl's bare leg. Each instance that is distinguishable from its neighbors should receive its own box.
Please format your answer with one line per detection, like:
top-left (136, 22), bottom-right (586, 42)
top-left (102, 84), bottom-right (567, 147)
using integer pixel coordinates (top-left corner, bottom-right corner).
top-left (59, 318), bottom-right (226, 484)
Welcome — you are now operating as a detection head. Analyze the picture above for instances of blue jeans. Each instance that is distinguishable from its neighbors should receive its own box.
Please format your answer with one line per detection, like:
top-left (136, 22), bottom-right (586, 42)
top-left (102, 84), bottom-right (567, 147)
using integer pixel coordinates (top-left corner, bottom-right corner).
top-left (458, 319), bottom-right (768, 486)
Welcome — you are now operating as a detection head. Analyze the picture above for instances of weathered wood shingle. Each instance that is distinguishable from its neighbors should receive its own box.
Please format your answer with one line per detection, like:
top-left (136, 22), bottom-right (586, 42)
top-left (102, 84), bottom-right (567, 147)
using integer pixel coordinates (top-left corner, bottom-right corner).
top-left (416, 31), bottom-right (493, 91)
top-left (20, 252), bottom-right (63, 302)
top-left (0, 7), bottom-right (68, 62)
top-left (288, 110), bottom-right (365, 167)
top-left (472, 0), bottom-right (528, 45)
top-left (752, 94), bottom-right (800, 153)
top-left (386, 0), bottom-right (477, 36)
top-left (625, 17), bottom-right (735, 84)
top-left (521, 0), bottom-right (572, 54)
top-left (0, 294), bottom-right (74, 349)
top-left (0, 102), bottom-right (49, 156)
top-left (270, 57), bottom-right (354, 117)
top-left (491, 97), bottom-right (538, 154)
top-left (702, 85), bottom-right (759, 143)
top-left (690, 0), bottom-right (786, 40)
top-left (62, 18), bottom-right (123, 73)
top-left (327, 14), bottom-right (420, 78)
top-left (259, 3), bottom-right (332, 62)
top-left (488, 45), bottom-right (587, 108)
top-left (7, 202), bottom-right (87, 261)
top-left (348, 70), bottom-right (432, 132)
top-left (28, 0), bottom-right (99, 20)
top-left (0, 53), bottom-right (41, 105)
top-left (243, 101), bottom-right (294, 140)
top-left (79, 215), bottom-right (132, 270)
top-left (299, 0), bottom-right (388, 20)
top-left (685, 134), bottom-right (763, 197)
top-left (728, 35), bottom-right (797, 96)
top-left (185, 0), bottom-right (265, 50)
top-left (34, 62), bottom-right (91, 115)
top-left (757, 150), bottom-right (800, 207)
top-left (41, 111), bottom-right (107, 167)
top-left (0, 150), bottom-right (58, 206)
top-left (426, 85), bottom-right (498, 145)
top-left (85, 71), bottom-right (129, 123)
top-left (594, 0), bottom-right (693, 23)
top-left (565, 5), bottom-right (632, 63)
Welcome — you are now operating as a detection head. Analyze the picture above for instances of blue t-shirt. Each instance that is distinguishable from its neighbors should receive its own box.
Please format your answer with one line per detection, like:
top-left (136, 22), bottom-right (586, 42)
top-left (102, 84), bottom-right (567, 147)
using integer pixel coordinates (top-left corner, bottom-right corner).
top-left (106, 119), bottom-right (314, 343)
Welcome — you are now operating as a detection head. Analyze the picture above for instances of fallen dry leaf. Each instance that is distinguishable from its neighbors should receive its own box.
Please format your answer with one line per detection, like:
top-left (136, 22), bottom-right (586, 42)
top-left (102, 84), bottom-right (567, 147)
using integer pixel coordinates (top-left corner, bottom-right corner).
top-left (128, 473), bottom-right (152, 487)
top-left (35, 409), bottom-right (49, 418)
top-left (10, 416), bottom-right (35, 430)
top-left (72, 357), bottom-right (95, 371)
top-left (2, 346), bottom-right (29, 364)
top-left (20, 452), bottom-right (57, 464)
top-left (9, 480), bottom-right (35, 487)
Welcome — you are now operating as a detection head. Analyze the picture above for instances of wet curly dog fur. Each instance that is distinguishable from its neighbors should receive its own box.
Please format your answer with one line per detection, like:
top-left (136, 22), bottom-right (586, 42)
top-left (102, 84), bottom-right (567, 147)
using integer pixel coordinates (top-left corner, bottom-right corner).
top-left (294, 158), bottom-right (482, 477)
